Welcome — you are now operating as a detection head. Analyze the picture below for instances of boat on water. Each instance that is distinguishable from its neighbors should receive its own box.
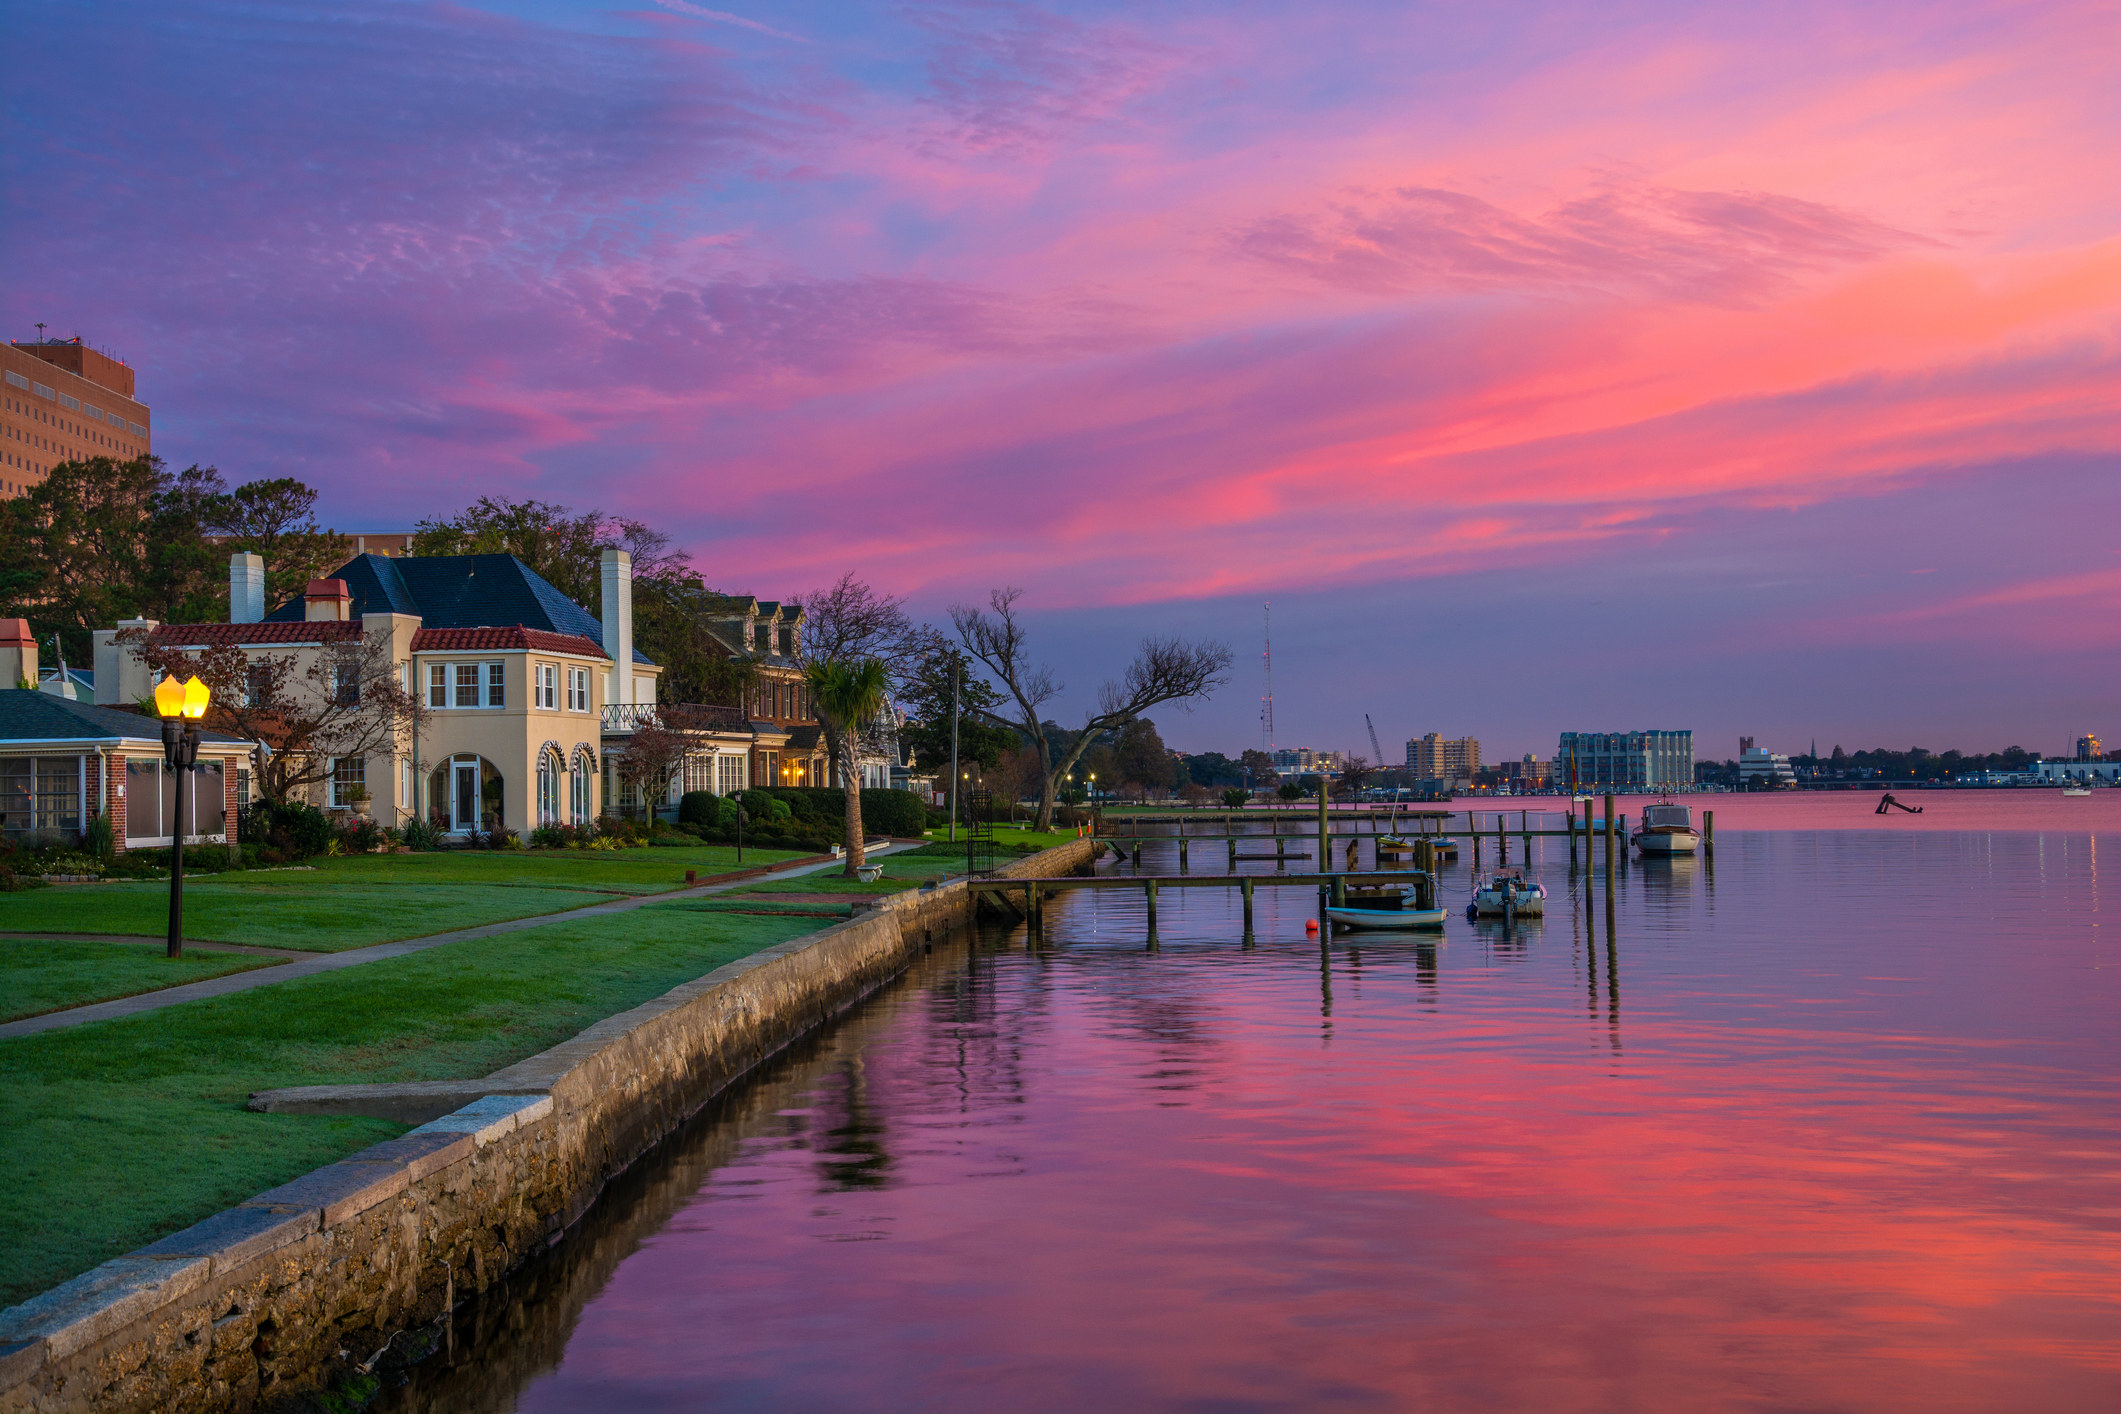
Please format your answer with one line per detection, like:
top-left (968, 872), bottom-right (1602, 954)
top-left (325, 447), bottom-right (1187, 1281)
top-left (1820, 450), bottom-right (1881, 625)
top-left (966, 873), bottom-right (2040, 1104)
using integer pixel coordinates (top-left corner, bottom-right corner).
top-left (1632, 800), bottom-right (1702, 855)
top-left (2063, 786), bottom-right (2093, 797)
top-left (1468, 869), bottom-right (1546, 917)
top-left (1326, 883), bottom-right (1446, 931)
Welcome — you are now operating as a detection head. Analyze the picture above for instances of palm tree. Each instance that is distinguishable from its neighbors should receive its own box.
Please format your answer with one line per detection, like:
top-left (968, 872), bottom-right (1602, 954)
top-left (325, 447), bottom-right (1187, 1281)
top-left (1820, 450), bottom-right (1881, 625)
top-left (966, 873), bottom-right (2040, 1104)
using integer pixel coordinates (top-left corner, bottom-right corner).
top-left (807, 657), bottom-right (892, 876)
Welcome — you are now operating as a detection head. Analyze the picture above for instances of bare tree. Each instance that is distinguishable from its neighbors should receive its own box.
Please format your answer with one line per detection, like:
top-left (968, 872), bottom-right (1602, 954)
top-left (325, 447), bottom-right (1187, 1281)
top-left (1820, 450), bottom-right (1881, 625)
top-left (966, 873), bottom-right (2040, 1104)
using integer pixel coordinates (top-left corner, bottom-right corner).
top-left (797, 574), bottom-right (933, 801)
top-left (614, 714), bottom-right (710, 822)
top-left (119, 628), bottom-right (423, 804)
top-left (951, 588), bottom-right (1233, 830)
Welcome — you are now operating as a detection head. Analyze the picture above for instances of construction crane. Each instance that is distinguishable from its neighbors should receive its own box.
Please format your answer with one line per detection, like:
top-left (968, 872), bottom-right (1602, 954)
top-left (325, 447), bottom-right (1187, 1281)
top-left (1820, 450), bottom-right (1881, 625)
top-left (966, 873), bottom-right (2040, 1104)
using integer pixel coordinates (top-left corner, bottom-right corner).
top-left (1365, 713), bottom-right (1386, 771)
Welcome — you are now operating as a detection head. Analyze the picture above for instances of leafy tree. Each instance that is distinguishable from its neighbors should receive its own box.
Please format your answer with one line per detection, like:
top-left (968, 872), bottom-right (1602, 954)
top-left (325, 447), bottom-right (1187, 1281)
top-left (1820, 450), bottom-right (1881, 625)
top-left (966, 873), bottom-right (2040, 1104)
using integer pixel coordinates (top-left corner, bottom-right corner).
top-left (1221, 788), bottom-right (1249, 808)
top-left (1114, 717), bottom-right (1176, 791)
top-left (210, 476), bottom-right (352, 607)
top-left (898, 642), bottom-right (1016, 773)
top-left (1181, 751), bottom-right (1241, 787)
top-left (807, 658), bottom-right (892, 874)
top-left (1239, 749), bottom-right (1276, 786)
top-left (1276, 781), bottom-right (1304, 802)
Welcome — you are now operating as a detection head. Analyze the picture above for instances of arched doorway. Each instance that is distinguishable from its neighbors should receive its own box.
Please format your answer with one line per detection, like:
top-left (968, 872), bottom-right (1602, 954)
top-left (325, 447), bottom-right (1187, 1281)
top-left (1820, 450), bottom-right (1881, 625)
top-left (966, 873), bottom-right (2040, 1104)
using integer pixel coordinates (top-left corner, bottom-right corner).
top-left (536, 744), bottom-right (565, 827)
top-left (429, 755), bottom-right (504, 835)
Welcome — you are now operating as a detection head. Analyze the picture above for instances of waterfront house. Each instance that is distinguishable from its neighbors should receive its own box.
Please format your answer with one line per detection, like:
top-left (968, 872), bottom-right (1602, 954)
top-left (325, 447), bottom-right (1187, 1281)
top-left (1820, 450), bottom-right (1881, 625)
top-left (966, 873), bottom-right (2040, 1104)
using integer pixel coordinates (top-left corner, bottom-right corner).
top-left (94, 550), bottom-right (662, 838)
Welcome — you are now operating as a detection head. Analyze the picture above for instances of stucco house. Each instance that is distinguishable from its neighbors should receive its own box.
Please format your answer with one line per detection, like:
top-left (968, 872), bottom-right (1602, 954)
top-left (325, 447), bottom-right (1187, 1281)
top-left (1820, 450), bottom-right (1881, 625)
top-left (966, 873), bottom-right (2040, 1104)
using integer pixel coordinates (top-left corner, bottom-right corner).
top-left (94, 549), bottom-right (665, 838)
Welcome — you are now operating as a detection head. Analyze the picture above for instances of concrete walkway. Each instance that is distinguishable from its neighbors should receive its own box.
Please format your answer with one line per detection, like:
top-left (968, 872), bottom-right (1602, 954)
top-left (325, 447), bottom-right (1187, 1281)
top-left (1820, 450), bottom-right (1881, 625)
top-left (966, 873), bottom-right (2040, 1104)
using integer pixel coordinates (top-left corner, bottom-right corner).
top-left (0, 846), bottom-right (900, 1040)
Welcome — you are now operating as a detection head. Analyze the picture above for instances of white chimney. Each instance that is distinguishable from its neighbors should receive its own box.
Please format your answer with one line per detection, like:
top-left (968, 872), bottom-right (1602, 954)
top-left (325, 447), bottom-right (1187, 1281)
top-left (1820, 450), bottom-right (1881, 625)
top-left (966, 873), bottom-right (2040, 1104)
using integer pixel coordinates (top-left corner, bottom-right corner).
top-left (230, 552), bottom-right (266, 623)
top-left (601, 548), bottom-right (632, 705)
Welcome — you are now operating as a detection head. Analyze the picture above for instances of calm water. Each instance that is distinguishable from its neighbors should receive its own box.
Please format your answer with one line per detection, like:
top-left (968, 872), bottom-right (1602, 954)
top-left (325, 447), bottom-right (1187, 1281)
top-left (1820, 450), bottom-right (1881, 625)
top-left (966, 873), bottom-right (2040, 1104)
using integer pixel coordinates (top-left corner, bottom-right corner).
top-left (384, 806), bottom-right (2121, 1412)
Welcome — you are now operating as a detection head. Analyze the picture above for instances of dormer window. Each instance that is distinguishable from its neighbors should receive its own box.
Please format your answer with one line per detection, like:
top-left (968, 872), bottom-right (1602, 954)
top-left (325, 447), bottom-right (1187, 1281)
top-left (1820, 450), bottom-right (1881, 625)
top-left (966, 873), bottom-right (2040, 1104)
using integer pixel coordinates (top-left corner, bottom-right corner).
top-left (754, 623), bottom-right (770, 653)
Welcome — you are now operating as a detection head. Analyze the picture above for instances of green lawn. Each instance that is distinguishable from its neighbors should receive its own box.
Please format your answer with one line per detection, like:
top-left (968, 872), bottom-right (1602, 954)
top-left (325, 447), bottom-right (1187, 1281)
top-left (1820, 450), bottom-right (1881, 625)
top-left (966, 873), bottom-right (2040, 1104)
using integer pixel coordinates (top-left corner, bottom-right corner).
top-left (0, 902), bottom-right (832, 1310)
top-left (1, 940), bottom-right (283, 1023)
top-left (0, 843), bottom-right (813, 953)
top-left (922, 825), bottom-right (1082, 852)
top-left (732, 851), bottom-right (966, 894)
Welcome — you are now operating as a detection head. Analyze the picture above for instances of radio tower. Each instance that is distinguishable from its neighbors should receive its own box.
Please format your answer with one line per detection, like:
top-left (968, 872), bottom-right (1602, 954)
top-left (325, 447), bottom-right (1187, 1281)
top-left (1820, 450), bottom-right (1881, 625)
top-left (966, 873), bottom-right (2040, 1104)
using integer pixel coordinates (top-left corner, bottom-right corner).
top-left (1260, 601), bottom-right (1275, 752)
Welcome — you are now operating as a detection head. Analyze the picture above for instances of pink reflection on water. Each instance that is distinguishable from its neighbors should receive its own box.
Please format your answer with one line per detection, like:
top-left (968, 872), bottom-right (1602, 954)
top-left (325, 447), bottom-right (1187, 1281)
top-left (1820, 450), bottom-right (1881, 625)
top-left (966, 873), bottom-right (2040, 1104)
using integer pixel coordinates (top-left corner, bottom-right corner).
top-left (512, 826), bottom-right (2121, 1413)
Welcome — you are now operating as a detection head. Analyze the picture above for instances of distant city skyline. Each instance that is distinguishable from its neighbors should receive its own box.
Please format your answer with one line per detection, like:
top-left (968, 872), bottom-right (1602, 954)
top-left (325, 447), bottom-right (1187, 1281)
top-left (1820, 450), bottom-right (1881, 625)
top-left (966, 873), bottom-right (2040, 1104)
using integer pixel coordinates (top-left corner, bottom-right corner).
top-left (5, 1), bottom-right (2114, 754)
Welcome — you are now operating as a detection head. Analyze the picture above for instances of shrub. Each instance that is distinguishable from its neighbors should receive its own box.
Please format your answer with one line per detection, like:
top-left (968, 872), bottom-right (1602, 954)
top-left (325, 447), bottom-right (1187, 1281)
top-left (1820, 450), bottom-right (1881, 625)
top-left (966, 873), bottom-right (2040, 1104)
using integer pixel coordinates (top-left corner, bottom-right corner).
top-left (401, 816), bottom-right (441, 851)
top-left (1221, 789), bottom-right (1249, 808)
top-left (739, 790), bottom-right (791, 823)
top-left (255, 799), bottom-right (335, 859)
top-left (0, 862), bottom-right (45, 892)
top-left (341, 815), bottom-right (387, 854)
top-left (677, 791), bottom-right (721, 829)
top-left (84, 813), bottom-right (115, 860)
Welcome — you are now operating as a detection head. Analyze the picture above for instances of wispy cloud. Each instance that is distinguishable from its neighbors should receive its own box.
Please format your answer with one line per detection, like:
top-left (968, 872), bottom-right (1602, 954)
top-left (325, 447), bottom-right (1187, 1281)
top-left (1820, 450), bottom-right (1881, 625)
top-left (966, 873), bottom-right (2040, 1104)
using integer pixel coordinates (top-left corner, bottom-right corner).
top-left (651, 0), bottom-right (807, 44)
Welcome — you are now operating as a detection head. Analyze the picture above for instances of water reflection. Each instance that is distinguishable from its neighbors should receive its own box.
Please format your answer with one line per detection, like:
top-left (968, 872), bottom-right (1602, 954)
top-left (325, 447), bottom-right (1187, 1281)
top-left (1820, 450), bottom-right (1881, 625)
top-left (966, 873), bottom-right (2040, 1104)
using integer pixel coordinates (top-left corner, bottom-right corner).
top-left (377, 825), bottom-right (2121, 1414)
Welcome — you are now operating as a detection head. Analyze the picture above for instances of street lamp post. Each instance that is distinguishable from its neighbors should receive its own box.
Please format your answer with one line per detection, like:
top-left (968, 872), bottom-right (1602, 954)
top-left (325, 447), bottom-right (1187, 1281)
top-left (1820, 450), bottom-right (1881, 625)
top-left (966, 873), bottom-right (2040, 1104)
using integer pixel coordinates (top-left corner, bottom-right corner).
top-left (152, 674), bottom-right (210, 959)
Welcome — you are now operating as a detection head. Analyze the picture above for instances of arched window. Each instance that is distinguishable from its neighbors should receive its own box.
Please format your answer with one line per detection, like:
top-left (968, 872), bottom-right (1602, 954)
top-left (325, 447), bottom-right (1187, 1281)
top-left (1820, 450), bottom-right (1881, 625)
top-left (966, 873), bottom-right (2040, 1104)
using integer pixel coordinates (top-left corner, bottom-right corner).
top-left (570, 747), bottom-right (596, 824)
top-left (537, 748), bottom-right (564, 826)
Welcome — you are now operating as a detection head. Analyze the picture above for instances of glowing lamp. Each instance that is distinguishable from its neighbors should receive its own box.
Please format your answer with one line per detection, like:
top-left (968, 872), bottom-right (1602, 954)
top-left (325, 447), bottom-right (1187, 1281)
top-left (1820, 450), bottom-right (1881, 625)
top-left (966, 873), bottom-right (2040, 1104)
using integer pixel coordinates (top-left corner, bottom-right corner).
top-left (152, 674), bottom-right (211, 719)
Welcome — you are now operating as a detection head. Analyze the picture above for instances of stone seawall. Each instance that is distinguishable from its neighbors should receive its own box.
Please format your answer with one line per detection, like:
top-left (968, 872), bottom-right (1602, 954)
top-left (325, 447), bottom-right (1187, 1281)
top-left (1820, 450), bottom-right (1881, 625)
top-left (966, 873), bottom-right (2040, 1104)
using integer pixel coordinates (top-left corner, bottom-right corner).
top-left (0, 839), bottom-right (1100, 1413)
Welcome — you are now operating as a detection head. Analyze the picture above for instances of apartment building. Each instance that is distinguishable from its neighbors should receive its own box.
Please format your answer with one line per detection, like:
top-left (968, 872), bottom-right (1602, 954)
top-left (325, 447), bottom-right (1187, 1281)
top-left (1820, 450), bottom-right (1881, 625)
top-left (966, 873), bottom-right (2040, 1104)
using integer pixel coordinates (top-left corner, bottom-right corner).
top-left (1, 336), bottom-right (151, 497)
top-left (1554, 730), bottom-right (1695, 791)
top-left (1406, 733), bottom-right (1481, 779)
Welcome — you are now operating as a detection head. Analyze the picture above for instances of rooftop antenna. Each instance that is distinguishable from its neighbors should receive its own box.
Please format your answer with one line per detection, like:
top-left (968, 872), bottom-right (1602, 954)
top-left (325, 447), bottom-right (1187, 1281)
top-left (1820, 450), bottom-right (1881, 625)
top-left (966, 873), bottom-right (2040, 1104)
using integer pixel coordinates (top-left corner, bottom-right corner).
top-left (1260, 600), bottom-right (1275, 752)
top-left (34, 322), bottom-right (46, 341)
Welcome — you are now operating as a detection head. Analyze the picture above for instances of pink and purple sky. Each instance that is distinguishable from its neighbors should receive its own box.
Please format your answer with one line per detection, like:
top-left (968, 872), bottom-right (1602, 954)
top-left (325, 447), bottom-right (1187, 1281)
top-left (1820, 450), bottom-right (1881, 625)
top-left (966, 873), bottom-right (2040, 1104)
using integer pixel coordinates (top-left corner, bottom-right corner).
top-left (5, 0), bottom-right (2117, 760)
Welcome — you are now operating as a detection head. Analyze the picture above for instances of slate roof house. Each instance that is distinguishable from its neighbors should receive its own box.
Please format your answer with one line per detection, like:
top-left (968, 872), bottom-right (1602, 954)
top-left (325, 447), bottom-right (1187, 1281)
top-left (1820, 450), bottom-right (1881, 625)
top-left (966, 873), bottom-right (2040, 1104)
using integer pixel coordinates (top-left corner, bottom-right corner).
top-left (93, 550), bottom-right (671, 838)
top-left (0, 687), bottom-right (252, 851)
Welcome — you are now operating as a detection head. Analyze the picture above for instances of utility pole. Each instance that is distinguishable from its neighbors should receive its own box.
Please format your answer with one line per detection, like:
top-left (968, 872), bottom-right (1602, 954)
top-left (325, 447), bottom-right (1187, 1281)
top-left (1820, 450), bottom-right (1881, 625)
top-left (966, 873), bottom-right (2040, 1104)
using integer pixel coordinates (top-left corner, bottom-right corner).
top-left (948, 655), bottom-right (961, 843)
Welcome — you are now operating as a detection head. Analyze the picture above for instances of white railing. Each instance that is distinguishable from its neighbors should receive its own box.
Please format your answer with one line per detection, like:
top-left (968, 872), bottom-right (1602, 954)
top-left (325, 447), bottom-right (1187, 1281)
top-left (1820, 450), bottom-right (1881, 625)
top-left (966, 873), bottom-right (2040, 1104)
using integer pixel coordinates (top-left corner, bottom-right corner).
top-left (601, 704), bottom-right (656, 732)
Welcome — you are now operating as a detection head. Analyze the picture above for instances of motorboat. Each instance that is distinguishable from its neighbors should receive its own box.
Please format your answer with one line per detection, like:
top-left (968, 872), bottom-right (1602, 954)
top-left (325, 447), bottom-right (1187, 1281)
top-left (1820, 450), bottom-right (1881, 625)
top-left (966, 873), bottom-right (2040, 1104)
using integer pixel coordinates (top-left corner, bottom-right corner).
top-left (2063, 786), bottom-right (2093, 797)
top-left (1327, 883), bottom-right (1446, 931)
top-left (1468, 870), bottom-right (1546, 917)
top-left (1632, 800), bottom-right (1701, 855)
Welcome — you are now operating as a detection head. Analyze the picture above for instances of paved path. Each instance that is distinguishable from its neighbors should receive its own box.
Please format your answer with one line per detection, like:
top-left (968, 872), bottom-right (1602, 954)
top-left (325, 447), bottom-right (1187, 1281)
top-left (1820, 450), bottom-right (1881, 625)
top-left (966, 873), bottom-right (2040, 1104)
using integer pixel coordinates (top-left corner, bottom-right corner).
top-left (0, 847), bottom-right (898, 1040)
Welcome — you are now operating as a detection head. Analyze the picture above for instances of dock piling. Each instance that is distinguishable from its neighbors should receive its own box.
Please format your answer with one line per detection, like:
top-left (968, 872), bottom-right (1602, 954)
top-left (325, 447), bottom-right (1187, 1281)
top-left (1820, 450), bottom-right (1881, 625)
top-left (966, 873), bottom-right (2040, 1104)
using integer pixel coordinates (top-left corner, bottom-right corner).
top-left (1241, 876), bottom-right (1254, 934)
top-left (1703, 810), bottom-right (1714, 857)
top-left (1145, 877), bottom-right (1159, 941)
top-left (1179, 837), bottom-right (1189, 871)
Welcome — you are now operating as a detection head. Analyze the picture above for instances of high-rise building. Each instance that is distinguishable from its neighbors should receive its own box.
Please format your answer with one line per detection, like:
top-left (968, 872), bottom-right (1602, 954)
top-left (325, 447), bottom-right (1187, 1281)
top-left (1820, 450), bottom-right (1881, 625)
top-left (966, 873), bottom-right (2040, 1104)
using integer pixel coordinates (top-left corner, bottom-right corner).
top-left (1, 335), bottom-right (151, 498)
top-left (1554, 730), bottom-right (1694, 791)
top-left (1406, 733), bottom-right (1481, 779)
top-left (2077, 734), bottom-right (2102, 761)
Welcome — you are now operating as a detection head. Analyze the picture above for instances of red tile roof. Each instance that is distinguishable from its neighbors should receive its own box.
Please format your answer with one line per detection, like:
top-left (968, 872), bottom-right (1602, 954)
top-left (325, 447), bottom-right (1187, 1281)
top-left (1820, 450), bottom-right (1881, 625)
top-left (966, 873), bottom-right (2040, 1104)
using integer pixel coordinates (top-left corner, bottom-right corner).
top-left (410, 626), bottom-right (609, 658)
top-left (149, 621), bottom-right (365, 646)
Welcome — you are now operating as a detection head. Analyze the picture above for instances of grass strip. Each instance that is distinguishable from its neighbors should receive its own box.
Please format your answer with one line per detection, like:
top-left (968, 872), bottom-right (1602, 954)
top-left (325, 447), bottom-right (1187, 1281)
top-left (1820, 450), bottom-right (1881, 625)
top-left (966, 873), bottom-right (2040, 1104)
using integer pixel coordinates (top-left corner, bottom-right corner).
top-left (1, 940), bottom-right (283, 1023)
top-left (0, 882), bottom-right (615, 952)
top-left (0, 902), bottom-right (832, 1308)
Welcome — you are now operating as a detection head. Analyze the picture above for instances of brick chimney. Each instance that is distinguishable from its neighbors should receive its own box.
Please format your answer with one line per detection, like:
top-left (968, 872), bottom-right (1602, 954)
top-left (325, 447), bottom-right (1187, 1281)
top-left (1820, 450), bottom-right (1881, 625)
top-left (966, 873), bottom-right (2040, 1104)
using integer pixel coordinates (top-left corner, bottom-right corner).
top-left (0, 618), bottom-right (35, 688)
top-left (304, 579), bottom-right (351, 622)
top-left (230, 553), bottom-right (266, 623)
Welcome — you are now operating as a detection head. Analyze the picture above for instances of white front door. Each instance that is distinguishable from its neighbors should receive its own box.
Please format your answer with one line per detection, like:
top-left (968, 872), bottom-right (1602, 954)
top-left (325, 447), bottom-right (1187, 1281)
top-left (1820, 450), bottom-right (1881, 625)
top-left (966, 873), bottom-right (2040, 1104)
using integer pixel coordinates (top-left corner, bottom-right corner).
top-left (452, 761), bottom-right (481, 832)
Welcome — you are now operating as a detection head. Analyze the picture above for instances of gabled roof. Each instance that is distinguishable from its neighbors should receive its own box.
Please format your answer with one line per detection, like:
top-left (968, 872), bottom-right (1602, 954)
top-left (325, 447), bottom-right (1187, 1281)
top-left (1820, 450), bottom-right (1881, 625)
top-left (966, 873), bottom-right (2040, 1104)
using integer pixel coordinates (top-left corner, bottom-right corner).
top-left (261, 554), bottom-right (655, 666)
top-left (410, 627), bottom-right (607, 658)
top-left (0, 689), bottom-right (249, 747)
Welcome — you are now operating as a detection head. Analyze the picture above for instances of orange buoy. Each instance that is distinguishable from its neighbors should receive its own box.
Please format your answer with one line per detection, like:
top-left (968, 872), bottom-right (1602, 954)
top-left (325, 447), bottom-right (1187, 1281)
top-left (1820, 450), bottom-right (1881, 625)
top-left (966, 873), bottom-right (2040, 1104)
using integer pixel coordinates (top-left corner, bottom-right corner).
top-left (1305, 918), bottom-right (1319, 934)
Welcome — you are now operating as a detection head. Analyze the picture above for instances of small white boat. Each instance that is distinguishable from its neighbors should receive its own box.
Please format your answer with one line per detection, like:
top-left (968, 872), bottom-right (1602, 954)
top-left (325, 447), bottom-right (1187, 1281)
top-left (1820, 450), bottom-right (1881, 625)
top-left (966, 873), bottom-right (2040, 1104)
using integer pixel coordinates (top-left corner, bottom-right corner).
top-left (1327, 883), bottom-right (1446, 930)
top-left (2063, 787), bottom-right (2093, 797)
top-left (1632, 800), bottom-right (1701, 855)
top-left (1470, 870), bottom-right (1546, 916)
